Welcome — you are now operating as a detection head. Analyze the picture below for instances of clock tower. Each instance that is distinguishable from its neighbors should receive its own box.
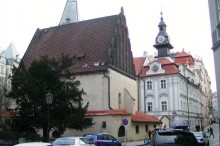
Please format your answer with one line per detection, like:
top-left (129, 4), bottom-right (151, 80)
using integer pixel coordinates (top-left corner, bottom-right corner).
top-left (153, 12), bottom-right (173, 58)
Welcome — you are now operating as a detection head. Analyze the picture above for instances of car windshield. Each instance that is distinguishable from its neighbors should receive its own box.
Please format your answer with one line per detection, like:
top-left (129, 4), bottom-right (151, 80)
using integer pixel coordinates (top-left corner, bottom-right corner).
top-left (84, 135), bottom-right (96, 141)
top-left (53, 138), bottom-right (75, 145)
top-left (157, 132), bottom-right (198, 145)
top-left (80, 138), bottom-right (91, 144)
top-left (193, 133), bottom-right (203, 138)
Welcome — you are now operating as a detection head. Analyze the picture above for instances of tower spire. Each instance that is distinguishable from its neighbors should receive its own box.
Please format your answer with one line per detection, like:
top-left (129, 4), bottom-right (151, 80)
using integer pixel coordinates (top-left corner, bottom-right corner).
top-left (59, 0), bottom-right (79, 25)
top-left (153, 12), bottom-right (173, 58)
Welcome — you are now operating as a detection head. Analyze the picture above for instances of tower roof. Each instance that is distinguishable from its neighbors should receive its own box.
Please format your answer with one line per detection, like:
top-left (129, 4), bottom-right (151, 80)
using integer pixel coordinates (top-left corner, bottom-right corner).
top-left (3, 42), bottom-right (19, 59)
top-left (59, 0), bottom-right (79, 25)
top-left (157, 11), bottom-right (168, 37)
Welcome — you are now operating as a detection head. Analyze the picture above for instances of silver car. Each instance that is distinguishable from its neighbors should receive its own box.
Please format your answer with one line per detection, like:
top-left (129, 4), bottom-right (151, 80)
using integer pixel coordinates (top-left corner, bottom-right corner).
top-left (52, 137), bottom-right (94, 146)
top-left (14, 142), bottom-right (52, 146)
top-left (193, 132), bottom-right (209, 146)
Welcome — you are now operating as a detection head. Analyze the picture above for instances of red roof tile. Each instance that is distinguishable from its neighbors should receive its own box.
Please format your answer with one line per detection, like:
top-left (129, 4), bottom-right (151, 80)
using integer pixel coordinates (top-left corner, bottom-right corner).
top-left (174, 51), bottom-right (190, 57)
top-left (23, 15), bottom-right (118, 73)
top-left (22, 11), bottom-right (135, 77)
top-left (131, 111), bottom-right (161, 123)
top-left (156, 58), bottom-right (172, 64)
top-left (133, 57), bottom-right (145, 76)
top-left (174, 51), bottom-right (194, 65)
top-left (86, 109), bottom-right (132, 116)
top-left (140, 63), bottom-right (179, 77)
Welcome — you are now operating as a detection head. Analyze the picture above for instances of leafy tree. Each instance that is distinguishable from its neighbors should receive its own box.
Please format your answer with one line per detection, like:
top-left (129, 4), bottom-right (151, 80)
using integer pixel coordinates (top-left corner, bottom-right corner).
top-left (8, 54), bottom-right (93, 141)
top-left (0, 79), bottom-right (12, 131)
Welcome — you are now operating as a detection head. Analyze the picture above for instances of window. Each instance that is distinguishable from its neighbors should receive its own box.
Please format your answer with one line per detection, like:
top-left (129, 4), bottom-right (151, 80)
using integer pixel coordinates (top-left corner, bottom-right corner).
top-left (145, 125), bottom-right (148, 132)
top-left (147, 81), bottom-right (152, 90)
top-left (147, 102), bottom-right (152, 111)
top-left (118, 126), bottom-right (125, 137)
top-left (161, 101), bottom-right (167, 111)
top-left (135, 125), bottom-right (139, 133)
top-left (161, 80), bottom-right (166, 88)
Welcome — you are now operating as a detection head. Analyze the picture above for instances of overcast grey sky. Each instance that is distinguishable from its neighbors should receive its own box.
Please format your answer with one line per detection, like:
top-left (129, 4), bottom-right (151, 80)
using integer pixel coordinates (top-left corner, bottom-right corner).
top-left (0, 0), bottom-right (215, 91)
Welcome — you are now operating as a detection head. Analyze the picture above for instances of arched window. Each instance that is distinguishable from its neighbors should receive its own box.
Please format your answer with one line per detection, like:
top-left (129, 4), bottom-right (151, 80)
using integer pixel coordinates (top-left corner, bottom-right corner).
top-left (118, 125), bottom-right (125, 137)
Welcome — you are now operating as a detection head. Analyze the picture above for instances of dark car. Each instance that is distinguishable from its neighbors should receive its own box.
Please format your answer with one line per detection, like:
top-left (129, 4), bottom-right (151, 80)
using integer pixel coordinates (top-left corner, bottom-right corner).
top-left (193, 132), bottom-right (209, 146)
top-left (144, 128), bottom-right (199, 146)
top-left (84, 133), bottom-right (121, 146)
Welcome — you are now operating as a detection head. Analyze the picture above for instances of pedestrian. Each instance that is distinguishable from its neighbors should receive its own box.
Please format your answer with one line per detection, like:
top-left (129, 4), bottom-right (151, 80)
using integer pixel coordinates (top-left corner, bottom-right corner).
top-left (209, 123), bottom-right (214, 138)
top-left (148, 130), bottom-right (152, 140)
top-left (195, 124), bottom-right (200, 132)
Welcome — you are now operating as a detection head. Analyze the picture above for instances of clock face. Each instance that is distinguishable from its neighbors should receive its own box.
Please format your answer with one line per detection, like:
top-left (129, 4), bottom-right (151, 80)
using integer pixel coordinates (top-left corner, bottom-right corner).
top-left (157, 35), bottom-right (165, 44)
top-left (152, 65), bottom-right (159, 72)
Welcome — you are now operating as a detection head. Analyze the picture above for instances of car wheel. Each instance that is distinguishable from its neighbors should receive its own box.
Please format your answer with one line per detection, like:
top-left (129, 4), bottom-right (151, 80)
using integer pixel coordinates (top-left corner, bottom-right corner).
top-left (118, 144), bottom-right (121, 146)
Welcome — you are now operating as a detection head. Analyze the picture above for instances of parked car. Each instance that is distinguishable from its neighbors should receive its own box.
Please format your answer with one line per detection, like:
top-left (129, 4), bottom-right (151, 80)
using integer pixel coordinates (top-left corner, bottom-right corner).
top-left (84, 133), bottom-right (121, 146)
top-left (170, 120), bottom-right (190, 130)
top-left (14, 142), bottom-right (52, 146)
top-left (52, 136), bottom-right (94, 146)
top-left (193, 132), bottom-right (209, 146)
top-left (144, 128), bottom-right (199, 146)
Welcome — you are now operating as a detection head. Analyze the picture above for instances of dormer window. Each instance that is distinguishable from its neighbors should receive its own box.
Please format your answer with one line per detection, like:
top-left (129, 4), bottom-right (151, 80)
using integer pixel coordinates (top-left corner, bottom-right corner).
top-left (76, 52), bottom-right (86, 62)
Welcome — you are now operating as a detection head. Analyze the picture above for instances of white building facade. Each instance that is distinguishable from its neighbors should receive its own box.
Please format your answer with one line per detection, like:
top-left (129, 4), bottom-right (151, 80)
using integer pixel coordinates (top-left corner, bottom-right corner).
top-left (135, 14), bottom-right (212, 130)
top-left (208, 0), bottom-right (220, 124)
top-left (0, 42), bottom-right (20, 112)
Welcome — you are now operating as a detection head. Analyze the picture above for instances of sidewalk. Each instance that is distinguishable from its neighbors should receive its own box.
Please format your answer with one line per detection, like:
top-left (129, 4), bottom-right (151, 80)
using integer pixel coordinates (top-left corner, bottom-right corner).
top-left (204, 123), bottom-right (219, 146)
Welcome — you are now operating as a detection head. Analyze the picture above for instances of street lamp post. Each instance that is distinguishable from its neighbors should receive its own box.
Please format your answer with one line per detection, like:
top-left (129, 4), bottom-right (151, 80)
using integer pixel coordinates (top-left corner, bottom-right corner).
top-left (46, 91), bottom-right (53, 141)
top-left (186, 78), bottom-right (190, 129)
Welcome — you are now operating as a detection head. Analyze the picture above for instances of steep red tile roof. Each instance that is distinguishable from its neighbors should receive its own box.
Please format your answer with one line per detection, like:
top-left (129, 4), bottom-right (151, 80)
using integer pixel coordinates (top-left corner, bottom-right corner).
top-left (22, 11), bottom-right (135, 77)
top-left (131, 111), bottom-right (161, 123)
top-left (86, 109), bottom-right (132, 116)
top-left (23, 15), bottom-right (118, 73)
top-left (174, 51), bottom-right (190, 57)
top-left (156, 58), bottom-right (172, 64)
top-left (133, 57), bottom-right (145, 76)
top-left (140, 60), bottom-right (179, 77)
top-left (174, 51), bottom-right (194, 65)
top-left (142, 65), bottom-right (179, 77)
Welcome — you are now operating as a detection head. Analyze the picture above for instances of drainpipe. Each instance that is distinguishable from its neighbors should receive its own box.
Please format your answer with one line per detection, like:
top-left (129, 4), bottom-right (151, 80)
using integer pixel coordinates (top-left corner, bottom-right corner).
top-left (141, 78), bottom-right (146, 113)
top-left (103, 73), bottom-right (112, 110)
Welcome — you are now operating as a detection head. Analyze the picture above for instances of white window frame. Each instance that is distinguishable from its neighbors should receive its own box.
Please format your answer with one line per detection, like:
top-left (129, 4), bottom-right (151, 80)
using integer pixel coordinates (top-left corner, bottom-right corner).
top-left (161, 101), bottom-right (167, 111)
top-left (147, 102), bottom-right (153, 111)
top-left (161, 80), bottom-right (166, 89)
top-left (147, 81), bottom-right (152, 90)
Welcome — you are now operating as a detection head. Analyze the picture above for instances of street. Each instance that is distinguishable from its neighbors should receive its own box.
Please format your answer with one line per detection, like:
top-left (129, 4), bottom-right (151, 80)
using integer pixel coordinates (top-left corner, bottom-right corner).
top-left (123, 123), bottom-right (220, 146)
top-left (204, 123), bottom-right (219, 146)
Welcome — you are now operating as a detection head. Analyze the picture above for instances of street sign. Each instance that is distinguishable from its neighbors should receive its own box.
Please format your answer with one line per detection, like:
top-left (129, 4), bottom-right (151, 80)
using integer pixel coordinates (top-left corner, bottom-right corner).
top-left (122, 119), bottom-right (128, 126)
